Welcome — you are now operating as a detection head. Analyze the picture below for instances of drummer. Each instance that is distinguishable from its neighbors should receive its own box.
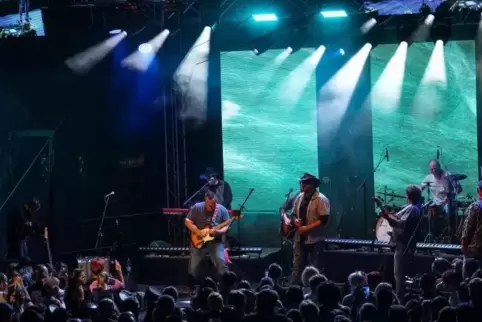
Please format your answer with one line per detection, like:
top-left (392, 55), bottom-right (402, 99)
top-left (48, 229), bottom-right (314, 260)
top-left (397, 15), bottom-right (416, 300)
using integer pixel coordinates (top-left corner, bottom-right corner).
top-left (420, 160), bottom-right (463, 238)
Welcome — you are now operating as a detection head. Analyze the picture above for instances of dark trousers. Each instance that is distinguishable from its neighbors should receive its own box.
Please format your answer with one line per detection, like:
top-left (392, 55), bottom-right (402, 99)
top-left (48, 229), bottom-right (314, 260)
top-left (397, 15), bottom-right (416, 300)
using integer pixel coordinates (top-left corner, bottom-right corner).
top-left (292, 241), bottom-right (324, 285)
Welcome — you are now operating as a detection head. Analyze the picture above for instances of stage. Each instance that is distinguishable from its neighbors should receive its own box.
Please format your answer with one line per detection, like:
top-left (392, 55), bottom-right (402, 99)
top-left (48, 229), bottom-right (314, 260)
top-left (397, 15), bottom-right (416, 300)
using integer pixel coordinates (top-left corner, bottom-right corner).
top-left (136, 240), bottom-right (461, 285)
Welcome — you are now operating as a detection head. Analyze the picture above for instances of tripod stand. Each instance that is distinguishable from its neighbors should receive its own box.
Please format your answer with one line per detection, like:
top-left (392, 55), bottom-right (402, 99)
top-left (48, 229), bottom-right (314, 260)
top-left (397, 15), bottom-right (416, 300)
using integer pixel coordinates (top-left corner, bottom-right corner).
top-left (94, 194), bottom-right (113, 255)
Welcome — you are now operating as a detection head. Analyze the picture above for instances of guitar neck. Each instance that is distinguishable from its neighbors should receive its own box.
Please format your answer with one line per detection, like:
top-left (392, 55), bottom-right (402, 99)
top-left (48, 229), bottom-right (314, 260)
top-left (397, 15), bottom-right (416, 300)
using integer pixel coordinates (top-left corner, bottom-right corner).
top-left (212, 218), bottom-right (235, 230)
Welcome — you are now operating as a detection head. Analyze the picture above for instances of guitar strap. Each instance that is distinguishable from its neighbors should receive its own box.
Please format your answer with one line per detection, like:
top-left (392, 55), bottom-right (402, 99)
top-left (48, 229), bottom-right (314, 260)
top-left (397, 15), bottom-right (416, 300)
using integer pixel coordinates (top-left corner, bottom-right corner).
top-left (210, 204), bottom-right (220, 225)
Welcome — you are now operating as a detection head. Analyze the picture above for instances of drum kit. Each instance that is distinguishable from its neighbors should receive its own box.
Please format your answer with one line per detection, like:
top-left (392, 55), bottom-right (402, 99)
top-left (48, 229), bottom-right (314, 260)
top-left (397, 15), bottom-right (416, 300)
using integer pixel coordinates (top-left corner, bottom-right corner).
top-left (375, 173), bottom-right (473, 244)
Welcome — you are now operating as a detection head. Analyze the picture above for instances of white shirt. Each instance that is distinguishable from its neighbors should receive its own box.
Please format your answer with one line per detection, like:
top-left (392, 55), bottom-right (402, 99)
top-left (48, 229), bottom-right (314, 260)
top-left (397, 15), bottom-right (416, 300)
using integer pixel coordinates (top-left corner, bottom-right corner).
top-left (421, 172), bottom-right (458, 206)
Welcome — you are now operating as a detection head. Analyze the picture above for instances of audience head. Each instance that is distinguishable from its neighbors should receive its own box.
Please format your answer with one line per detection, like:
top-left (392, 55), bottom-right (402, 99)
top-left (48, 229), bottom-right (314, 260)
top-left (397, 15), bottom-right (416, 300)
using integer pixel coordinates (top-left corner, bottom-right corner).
top-left (98, 298), bottom-right (119, 319)
top-left (463, 258), bottom-right (479, 280)
top-left (285, 285), bottom-right (304, 308)
top-left (255, 289), bottom-right (279, 315)
top-left (207, 292), bottom-right (223, 311)
top-left (153, 295), bottom-right (176, 319)
top-left (33, 265), bottom-right (49, 283)
top-left (387, 304), bottom-right (407, 322)
top-left (267, 263), bottom-right (283, 281)
top-left (405, 300), bottom-right (422, 322)
top-left (162, 286), bottom-right (179, 302)
top-left (286, 309), bottom-right (302, 322)
top-left (348, 271), bottom-right (367, 291)
top-left (366, 271), bottom-right (382, 291)
top-left (193, 287), bottom-right (214, 311)
top-left (237, 280), bottom-right (251, 290)
top-left (452, 258), bottom-right (463, 273)
top-left (441, 269), bottom-right (463, 292)
top-left (0, 273), bottom-right (7, 291)
top-left (301, 266), bottom-right (319, 287)
top-left (430, 296), bottom-right (449, 321)
top-left (90, 258), bottom-right (105, 276)
top-left (317, 281), bottom-right (341, 308)
top-left (299, 300), bottom-right (319, 322)
top-left (469, 277), bottom-right (482, 302)
top-left (432, 257), bottom-right (452, 277)
top-left (359, 302), bottom-right (377, 322)
top-left (227, 290), bottom-right (245, 312)
top-left (221, 271), bottom-right (238, 290)
top-left (438, 306), bottom-right (456, 322)
top-left (375, 288), bottom-right (394, 312)
top-left (201, 277), bottom-right (218, 292)
top-left (308, 274), bottom-right (327, 293)
top-left (118, 312), bottom-right (136, 322)
top-left (240, 289), bottom-right (256, 314)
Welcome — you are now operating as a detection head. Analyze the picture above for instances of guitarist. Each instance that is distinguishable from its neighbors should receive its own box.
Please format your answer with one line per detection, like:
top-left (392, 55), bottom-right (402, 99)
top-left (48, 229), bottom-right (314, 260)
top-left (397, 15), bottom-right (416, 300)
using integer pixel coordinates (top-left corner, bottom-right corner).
top-left (291, 173), bottom-right (330, 284)
top-left (184, 191), bottom-right (230, 288)
top-left (373, 184), bottom-right (422, 303)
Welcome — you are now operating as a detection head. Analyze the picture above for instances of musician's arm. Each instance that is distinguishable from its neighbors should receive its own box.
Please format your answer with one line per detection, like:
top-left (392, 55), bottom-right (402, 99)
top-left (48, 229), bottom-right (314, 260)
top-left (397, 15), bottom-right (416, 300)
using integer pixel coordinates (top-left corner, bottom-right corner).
top-left (383, 213), bottom-right (406, 229)
top-left (462, 205), bottom-right (477, 252)
top-left (185, 208), bottom-right (200, 235)
top-left (212, 209), bottom-right (230, 236)
top-left (302, 198), bottom-right (330, 233)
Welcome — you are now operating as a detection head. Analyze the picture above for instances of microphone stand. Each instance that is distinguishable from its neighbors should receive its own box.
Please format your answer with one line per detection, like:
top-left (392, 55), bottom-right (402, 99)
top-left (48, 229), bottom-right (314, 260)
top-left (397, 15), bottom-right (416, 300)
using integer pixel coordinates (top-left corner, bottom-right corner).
top-left (234, 188), bottom-right (254, 250)
top-left (94, 195), bottom-right (112, 255)
top-left (357, 152), bottom-right (387, 239)
top-left (183, 182), bottom-right (210, 207)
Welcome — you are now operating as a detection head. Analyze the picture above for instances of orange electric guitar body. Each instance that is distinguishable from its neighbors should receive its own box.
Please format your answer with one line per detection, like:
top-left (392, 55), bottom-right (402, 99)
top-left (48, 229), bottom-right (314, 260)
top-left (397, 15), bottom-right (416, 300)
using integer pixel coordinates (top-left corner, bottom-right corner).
top-left (190, 211), bottom-right (242, 249)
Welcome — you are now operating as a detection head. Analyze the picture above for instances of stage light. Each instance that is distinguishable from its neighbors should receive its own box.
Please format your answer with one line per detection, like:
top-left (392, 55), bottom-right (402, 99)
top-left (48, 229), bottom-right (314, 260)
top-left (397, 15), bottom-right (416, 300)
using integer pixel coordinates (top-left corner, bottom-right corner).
top-left (252, 14), bottom-right (278, 22)
top-left (287, 47), bottom-right (293, 53)
top-left (253, 49), bottom-right (259, 55)
top-left (138, 43), bottom-right (153, 54)
top-left (339, 48), bottom-right (345, 55)
top-left (109, 29), bottom-right (122, 35)
top-left (431, 19), bottom-right (451, 43)
top-left (321, 10), bottom-right (347, 18)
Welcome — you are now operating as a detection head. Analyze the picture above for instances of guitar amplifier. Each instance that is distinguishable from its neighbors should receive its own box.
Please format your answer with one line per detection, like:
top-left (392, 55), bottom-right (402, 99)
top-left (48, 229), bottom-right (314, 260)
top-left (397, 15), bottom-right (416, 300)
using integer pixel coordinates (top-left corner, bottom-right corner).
top-left (77, 257), bottom-right (110, 281)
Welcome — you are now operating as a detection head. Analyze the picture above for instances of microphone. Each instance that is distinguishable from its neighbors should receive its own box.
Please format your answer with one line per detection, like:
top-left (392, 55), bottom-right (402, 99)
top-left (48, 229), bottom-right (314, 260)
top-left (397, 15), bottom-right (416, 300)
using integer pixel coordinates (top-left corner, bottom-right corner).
top-left (385, 148), bottom-right (389, 162)
top-left (104, 191), bottom-right (115, 198)
top-left (436, 146), bottom-right (440, 160)
top-left (285, 188), bottom-right (293, 197)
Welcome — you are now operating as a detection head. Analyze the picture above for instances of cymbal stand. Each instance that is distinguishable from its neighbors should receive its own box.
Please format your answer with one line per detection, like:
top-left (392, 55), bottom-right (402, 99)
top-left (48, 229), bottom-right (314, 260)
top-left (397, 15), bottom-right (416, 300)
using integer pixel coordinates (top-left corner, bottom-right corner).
top-left (423, 185), bottom-right (434, 243)
top-left (233, 188), bottom-right (254, 250)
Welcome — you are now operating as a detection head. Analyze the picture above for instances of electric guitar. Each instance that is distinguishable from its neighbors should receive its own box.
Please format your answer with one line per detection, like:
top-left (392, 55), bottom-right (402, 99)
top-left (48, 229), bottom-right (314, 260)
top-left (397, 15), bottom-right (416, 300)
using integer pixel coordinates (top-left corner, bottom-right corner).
top-left (190, 211), bottom-right (243, 249)
top-left (280, 213), bottom-right (297, 240)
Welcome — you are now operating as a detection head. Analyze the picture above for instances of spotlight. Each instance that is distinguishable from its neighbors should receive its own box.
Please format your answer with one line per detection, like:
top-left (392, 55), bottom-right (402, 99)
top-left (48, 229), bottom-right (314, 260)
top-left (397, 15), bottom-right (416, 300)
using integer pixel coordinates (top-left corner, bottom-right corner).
top-left (252, 14), bottom-right (278, 22)
top-left (419, 3), bottom-right (431, 16)
top-left (138, 43), bottom-right (153, 54)
top-left (320, 10), bottom-right (347, 18)
top-left (339, 48), bottom-right (345, 55)
top-left (109, 29), bottom-right (122, 35)
top-left (253, 49), bottom-right (259, 55)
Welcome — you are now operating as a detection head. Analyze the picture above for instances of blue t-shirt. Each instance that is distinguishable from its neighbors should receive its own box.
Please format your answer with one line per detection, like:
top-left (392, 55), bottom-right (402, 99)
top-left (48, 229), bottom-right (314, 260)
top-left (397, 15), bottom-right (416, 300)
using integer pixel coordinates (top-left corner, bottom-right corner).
top-left (187, 202), bottom-right (230, 232)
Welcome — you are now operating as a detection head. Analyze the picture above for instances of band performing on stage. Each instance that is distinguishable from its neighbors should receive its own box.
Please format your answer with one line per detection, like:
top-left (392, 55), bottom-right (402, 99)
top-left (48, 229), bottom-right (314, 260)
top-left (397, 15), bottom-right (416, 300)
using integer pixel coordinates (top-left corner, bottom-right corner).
top-left (178, 158), bottom-right (482, 292)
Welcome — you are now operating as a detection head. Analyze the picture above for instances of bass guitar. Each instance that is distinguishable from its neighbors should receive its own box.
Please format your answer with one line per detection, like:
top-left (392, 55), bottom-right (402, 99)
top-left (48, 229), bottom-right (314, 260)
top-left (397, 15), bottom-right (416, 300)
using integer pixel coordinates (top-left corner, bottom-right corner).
top-left (190, 211), bottom-right (243, 249)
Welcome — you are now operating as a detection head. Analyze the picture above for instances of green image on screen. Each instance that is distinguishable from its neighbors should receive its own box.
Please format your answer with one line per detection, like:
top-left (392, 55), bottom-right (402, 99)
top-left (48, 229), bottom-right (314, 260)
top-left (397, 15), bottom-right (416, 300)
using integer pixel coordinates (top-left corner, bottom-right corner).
top-left (371, 41), bottom-right (478, 205)
top-left (221, 49), bottom-right (318, 212)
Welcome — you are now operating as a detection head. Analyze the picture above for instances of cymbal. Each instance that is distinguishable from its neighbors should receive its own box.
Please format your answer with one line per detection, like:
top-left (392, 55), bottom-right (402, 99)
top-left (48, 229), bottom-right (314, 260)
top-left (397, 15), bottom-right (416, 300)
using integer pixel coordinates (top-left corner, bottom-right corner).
top-left (377, 192), bottom-right (405, 199)
top-left (447, 173), bottom-right (468, 181)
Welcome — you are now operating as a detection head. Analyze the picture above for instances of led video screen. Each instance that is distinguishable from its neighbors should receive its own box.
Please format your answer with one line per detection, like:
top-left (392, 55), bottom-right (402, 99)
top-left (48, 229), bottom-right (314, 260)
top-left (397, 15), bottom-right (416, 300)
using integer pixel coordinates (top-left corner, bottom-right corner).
top-left (221, 49), bottom-right (318, 211)
top-left (371, 41), bottom-right (477, 205)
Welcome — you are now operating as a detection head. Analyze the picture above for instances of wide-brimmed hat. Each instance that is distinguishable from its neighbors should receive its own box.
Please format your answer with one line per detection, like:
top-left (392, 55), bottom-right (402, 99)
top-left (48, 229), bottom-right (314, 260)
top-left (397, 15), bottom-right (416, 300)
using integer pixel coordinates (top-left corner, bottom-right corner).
top-left (300, 173), bottom-right (320, 186)
top-left (200, 167), bottom-right (219, 180)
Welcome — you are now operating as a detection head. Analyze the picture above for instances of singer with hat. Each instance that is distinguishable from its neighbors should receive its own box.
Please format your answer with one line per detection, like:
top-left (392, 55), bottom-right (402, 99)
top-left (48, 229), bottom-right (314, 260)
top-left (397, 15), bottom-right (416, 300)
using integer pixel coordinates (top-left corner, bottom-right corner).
top-left (291, 173), bottom-right (330, 284)
top-left (200, 167), bottom-right (233, 210)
